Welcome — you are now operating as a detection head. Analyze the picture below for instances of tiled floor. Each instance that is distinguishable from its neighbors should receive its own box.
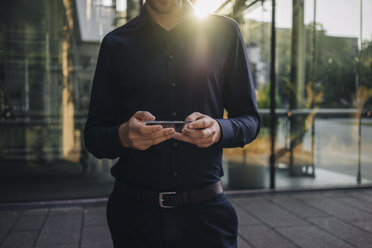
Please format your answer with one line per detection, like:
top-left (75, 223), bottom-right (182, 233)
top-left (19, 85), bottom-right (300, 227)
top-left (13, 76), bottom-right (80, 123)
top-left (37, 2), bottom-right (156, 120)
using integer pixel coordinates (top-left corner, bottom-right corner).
top-left (1, 189), bottom-right (372, 248)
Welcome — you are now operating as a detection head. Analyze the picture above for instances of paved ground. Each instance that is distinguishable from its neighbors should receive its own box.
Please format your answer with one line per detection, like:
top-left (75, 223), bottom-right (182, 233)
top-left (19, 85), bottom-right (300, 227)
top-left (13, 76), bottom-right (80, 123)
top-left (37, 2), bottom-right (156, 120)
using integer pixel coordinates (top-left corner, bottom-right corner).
top-left (1, 189), bottom-right (372, 248)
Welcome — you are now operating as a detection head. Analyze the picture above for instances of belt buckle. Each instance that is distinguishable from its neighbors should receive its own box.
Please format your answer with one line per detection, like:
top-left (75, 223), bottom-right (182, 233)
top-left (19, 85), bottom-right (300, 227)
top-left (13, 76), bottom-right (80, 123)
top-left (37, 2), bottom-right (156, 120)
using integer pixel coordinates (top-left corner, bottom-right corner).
top-left (159, 192), bottom-right (177, 208)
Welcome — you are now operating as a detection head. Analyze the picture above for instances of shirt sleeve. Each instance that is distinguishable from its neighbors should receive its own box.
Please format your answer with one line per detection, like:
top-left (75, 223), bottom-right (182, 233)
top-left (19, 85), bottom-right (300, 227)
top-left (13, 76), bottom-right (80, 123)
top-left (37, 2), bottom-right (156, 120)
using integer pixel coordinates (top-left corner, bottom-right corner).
top-left (84, 35), bottom-right (130, 159)
top-left (215, 21), bottom-right (261, 148)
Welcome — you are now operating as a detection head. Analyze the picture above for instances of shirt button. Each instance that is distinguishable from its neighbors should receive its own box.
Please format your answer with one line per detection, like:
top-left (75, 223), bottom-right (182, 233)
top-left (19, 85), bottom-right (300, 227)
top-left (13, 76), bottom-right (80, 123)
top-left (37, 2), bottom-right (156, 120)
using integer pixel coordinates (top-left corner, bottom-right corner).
top-left (168, 54), bottom-right (174, 60)
top-left (173, 172), bottom-right (178, 177)
top-left (173, 142), bottom-right (178, 147)
top-left (171, 81), bottom-right (176, 87)
top-left (172, 112), bottom-right (177, 117)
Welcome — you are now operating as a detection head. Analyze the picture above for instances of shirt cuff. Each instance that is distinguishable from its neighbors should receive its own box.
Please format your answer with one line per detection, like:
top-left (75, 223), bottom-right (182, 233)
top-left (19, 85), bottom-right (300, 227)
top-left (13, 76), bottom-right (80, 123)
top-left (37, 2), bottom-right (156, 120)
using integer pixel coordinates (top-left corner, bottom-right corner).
top-left (215, 118), bottom-right (235, 148)
top-left (111, 123), bottom-right (132, 155)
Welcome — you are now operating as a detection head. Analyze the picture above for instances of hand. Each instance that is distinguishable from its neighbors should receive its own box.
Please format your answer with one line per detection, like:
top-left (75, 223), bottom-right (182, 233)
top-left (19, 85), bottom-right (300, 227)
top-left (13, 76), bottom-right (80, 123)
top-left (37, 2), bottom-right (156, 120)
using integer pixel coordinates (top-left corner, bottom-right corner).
top-left (174, 112), bottom-right (221, 148)
top-left (118, 111), bottom-right (177, 150)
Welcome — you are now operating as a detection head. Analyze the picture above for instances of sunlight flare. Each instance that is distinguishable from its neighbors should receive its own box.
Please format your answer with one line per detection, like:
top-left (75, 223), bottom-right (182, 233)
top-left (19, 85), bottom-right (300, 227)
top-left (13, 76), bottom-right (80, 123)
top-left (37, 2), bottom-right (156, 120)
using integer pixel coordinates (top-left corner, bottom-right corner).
top-left (193, 0), bottom-right (224, 19)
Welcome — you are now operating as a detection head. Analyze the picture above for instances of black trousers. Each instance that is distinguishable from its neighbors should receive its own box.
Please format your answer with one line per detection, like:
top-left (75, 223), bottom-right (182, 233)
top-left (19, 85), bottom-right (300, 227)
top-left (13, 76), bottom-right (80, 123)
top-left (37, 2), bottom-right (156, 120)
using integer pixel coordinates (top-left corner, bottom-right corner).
top-left (106, 188), bottom-right (238, 248)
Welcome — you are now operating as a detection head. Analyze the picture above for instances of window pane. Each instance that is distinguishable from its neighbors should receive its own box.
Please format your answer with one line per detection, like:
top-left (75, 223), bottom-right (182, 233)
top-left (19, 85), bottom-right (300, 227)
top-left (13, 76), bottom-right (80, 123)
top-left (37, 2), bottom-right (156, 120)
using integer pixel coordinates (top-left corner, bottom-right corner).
top-left (221, 2), bottom-right (273, 189)
top-left (275, 0), bottom-right (372, 188)
top-left (0, 0), bottom-right (135, 202)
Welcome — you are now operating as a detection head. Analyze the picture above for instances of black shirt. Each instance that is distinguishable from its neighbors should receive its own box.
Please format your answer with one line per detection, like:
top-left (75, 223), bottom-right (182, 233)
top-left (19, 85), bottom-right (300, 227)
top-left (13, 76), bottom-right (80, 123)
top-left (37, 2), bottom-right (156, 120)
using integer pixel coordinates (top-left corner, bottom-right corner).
top-left (84, 1), bottom-right (260, 191)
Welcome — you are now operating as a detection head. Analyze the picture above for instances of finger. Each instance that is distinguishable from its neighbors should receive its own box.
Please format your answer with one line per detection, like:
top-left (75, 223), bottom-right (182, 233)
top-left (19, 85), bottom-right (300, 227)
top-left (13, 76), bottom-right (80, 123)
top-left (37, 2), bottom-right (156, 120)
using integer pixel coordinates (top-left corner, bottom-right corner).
top-left (196, 143), bottom-right (212, 148)
top-left (136, 145), bottom-right (151, 151)
top-left (187, 118), bottom-right (213, 130)
top-left (185, 112), bottom-right (203, 122)
top-left (141, 132), bottom-right (176, 146)
top-left (193, 136), bottom-right (215, 147)
top-left (134, 111), bottom-right (156, 121)
top-left (190, 140), bottom-right (212, 148)
top-left (151, 132), bottom-right (177, 145)
top-left (199, 136), bottom-right (215, 145)
top-left (195, 115), bottom-right (206, 120)
top-left (182, 127), bottom-right (214, 139)
top-left (173, 134), bottom-right (212, 148)
top-left (132, 123), bottom-right (162, 134)
top-left (173, 133), bottom-right (198, 144)
top-left (143, 128), bottom-right (175, 140)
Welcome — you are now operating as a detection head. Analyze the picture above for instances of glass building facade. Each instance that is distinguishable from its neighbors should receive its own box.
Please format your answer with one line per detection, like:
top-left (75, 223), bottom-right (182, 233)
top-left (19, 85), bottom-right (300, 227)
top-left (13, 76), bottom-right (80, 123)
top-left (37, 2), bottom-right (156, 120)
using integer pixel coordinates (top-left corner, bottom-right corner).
top-left (0, 0), bottom-right (371, 203)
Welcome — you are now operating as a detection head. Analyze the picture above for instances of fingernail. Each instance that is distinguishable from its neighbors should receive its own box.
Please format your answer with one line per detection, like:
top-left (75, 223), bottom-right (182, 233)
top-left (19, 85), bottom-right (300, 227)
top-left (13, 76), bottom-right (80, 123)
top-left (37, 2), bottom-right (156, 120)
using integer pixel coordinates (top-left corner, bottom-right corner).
top-left (188, 124), bottom-right (193, 129)
top-left (173, 134), bottom-right (178, 138)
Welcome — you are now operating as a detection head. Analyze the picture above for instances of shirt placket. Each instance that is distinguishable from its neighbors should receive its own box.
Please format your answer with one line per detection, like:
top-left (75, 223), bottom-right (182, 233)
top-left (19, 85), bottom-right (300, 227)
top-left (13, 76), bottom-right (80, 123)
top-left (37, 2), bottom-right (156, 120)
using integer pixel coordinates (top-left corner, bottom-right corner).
top-left (165, 32), bottom-right (179, 188)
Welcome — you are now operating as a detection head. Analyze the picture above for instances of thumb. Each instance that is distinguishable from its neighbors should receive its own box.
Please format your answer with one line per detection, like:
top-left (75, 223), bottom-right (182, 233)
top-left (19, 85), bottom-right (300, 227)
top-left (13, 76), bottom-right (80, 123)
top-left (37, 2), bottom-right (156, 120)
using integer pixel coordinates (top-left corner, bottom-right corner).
top-left (185, 112), bottom-right (203, 122)
top-left (134, 111), bottom-right (156, 121)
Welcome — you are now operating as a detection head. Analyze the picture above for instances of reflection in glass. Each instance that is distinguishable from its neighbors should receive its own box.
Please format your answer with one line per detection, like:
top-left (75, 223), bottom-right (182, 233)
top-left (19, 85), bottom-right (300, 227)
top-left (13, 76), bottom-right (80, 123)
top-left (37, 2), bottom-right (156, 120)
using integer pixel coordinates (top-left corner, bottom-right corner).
top-left (217, 0), bottom-right (372, 189)
top-left (220, 2), bottom-right (273, 189)
top-left (0, 0), bottom-right (128, 202)
top-left (274, 0), bottom-right (372, 188)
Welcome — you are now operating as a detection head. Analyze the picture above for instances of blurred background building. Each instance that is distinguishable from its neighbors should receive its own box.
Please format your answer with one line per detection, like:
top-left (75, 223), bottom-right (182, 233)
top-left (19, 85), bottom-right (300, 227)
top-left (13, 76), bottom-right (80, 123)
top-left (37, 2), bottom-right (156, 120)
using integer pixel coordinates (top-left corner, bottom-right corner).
top-left (0, 0), bottom-right (371, 203)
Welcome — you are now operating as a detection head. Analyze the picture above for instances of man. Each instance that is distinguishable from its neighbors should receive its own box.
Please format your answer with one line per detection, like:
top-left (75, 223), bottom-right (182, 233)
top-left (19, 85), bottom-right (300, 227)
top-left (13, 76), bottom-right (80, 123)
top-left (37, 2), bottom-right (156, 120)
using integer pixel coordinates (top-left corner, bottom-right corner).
top-left (84, 0), bottom-right (260, 247)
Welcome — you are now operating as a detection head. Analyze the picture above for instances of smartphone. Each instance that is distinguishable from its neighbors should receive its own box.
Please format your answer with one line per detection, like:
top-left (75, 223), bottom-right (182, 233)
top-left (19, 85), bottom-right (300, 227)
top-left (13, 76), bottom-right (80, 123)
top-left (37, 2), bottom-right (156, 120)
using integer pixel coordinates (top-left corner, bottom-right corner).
top-left (144, 121), bottom-right (192, 132)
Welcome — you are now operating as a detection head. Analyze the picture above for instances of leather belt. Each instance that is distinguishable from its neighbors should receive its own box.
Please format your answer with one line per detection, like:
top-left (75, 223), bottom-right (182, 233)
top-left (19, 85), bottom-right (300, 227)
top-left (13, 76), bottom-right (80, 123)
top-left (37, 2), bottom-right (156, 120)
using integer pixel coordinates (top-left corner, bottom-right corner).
top-left (114, 180), bottom-right (223, 208)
